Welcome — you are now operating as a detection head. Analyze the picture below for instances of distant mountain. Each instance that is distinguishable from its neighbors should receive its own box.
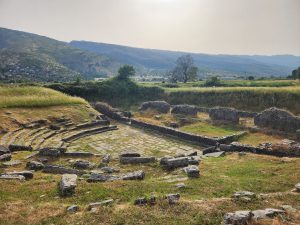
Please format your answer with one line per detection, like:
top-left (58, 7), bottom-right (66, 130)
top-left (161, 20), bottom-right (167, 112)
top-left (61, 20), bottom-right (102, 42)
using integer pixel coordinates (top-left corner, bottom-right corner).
top-left (0, 27), bottom-right (299, 82)
top-left (70, 41), bottom-right (300, 78)
top-left (0, 28), bottom-right (120, 82)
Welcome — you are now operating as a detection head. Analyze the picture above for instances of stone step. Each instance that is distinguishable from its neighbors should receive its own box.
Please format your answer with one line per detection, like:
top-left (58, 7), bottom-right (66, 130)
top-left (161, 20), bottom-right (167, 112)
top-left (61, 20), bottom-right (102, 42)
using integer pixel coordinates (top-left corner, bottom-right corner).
top-left (7, 129), bottom-right (29, 146)
top-left (62, 125), bottom-right (118, 143)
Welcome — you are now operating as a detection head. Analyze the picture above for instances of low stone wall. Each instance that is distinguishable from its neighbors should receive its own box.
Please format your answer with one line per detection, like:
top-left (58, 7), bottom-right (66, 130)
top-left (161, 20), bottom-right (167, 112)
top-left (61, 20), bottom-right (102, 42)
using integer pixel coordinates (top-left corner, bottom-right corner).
top-left (220, 142), bottom-right (300, 157)
top-left (130, 119), bottom-right (244, 146)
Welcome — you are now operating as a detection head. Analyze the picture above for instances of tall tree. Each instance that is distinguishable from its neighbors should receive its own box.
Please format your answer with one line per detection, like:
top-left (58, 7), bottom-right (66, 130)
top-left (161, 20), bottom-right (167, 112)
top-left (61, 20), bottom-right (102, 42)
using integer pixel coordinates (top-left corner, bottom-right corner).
top-left (117, 65), bottom-right (135, 80)
top-left (171, 54), bottom-right (198, 83)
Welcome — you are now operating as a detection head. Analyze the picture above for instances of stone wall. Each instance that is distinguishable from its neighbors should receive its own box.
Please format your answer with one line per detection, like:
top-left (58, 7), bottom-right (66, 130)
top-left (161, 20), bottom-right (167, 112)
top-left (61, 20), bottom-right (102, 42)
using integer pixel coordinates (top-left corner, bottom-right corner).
top-left (171, 105), bottom-right (198, 116)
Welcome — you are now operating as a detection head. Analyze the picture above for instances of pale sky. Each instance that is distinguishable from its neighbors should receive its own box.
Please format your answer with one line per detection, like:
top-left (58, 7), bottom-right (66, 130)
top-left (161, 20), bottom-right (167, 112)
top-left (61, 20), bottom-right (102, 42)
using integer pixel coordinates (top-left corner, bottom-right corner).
top-left (0, 0), bottom-right (299, 55)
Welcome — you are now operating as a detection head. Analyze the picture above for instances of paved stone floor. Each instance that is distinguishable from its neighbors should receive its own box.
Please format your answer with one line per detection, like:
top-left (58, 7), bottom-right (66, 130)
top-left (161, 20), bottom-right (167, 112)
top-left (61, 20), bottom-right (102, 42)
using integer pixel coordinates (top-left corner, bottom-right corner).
top-left (68, 122), bottom-right (204, 157)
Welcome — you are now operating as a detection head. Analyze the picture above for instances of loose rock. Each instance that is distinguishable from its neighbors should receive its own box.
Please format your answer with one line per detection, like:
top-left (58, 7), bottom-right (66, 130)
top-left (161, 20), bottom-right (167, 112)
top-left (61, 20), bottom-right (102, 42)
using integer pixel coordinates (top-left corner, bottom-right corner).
top-left (59, 174), bottom-right (77, 197)
top-left (3, 171), bottom-right (33, 180)
top-left (2, 160), bottom-right (21, 167)
top-left (122, 170), bottom-right (145, 180)
top-left (0, 174), bottom-right (25, 181)
top-left (0, 153), bottom-right (12, 161)
top-left (233, 191), bottom-right (256, 202)
top-left (164, 157), bottom-right (189, 170)
top-left (120, 156), bottom-right (155, 164)
top-left (39, 147), bottom-right (66, 157)
top-left (67, 205), bottom-right (79, 213)
top-left (134, 197), bottom-right (148, 206)
top-left (87, 172), bottom-right (119, 182)
top-left (223, 210), bottom-right (253, 225)
top-left (0, 145), bottom-right (10, 155)
top-left (204, 151), bottom-right (225, 157)
top-left (73, 159), bottom-right (95, 169)
top-left (183, 165), bottom-right (200, 178)
top-left (88, 199), bottom-right (114, 210)
top-left (139, 101), bottom-right (170, 114)
top-left (26, 161), bottom-right (44, 171)
top-left (43, 165), bottom-right (85, 175)
top-left (165, 193), bottom-right (180, 204)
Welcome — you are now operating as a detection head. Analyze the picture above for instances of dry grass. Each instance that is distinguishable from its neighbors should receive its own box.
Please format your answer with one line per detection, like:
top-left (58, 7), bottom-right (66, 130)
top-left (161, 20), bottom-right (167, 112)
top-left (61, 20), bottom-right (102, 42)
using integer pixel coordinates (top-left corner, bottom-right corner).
top-left (0, 86), bottom-right (87, 108)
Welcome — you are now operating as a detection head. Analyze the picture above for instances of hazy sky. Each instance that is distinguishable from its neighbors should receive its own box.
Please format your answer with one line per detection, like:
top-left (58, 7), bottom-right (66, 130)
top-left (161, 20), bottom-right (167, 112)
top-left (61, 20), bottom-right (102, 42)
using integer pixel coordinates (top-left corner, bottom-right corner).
top-left (0, 0), bottom-right (299, 55)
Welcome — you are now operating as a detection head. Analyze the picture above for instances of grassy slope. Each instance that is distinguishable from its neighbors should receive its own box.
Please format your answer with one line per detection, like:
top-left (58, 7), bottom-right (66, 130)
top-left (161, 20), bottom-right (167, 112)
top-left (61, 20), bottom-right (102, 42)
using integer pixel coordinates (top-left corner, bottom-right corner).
top-left (0, 86), bottom-right (86, 108)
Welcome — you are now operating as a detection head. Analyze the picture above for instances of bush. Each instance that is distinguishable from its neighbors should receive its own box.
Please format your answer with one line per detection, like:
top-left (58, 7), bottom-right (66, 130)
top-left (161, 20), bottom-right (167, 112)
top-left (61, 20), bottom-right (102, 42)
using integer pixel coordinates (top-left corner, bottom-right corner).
top-left (204, 77), bottom-right (222, 87)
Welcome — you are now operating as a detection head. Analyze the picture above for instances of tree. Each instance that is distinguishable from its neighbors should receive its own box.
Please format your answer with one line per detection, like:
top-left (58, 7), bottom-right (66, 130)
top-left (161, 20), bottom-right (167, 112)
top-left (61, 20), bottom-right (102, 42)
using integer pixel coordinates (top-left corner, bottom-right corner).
top-left (247, 76), bottom-right (255, 80)
top-left (171, 54), bottom-right (198, 83)
top-left (117, 65), bottom-right (135, 80)
top-left (289, 67), bottom-right (300, 79)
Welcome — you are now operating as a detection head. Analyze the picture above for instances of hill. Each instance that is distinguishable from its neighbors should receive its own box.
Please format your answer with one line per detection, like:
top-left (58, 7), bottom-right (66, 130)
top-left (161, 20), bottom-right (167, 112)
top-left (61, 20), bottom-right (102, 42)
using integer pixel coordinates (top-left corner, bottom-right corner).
top-left (0, 28), bottom-right (120, 82)
top-left (70, 41), bottom-right (300, 78)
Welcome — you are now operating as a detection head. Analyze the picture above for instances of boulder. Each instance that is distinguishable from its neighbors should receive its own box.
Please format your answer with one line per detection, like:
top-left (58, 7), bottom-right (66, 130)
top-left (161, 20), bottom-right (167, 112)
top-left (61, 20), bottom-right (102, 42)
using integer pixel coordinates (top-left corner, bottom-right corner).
top-left (209, 107), bottom-right (240, 123)
top-left (165, 193), bottom-right (180, 204)
top-left (0, 153), bottom-right (12, 161)
top-left (73, 159), bottom-right (95, 169)
top-left (120, 156), bottom-right (155, 164)
top-left (8, 145), bottom-right (33, 152)
top-left (164, 157), bottom-right (189, 170)
top-left (122, 170), bottom-right (145, 180)
top-left (0, 174), bottom-right (25, 181)
top-left (3, 171), bottom-right (33, 180)
top-left (59, 174), bottom-right (77, 197)
top-left (254, 107), bottom-right (300, 133)
top-left (171, 104), bottom-right (198, 116)
top-left (87, 172), bottom-right (119, 182)
top-left (43, 165), bottom-right (85, 175)
top-left (0, 145), bottom-right (10, 155)
top-left (139, 101), bottom-right (170, 114)
top-left (223, 210), bottom-right (253, 225)
top-left (88, 199), bottom-right (114, 210)
top-left (26, 161), bottom-right (44, 171)
top-left (183, 165), bottom-right (200, 178)
top-left (39, 147), bottom-right (66, 157)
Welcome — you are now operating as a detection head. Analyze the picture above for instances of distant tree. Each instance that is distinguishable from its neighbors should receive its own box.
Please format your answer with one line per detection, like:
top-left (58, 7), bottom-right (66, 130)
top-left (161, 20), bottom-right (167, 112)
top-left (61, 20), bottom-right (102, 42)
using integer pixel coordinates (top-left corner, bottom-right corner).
top-left (289, 67), bottom-right (300, 79)
top-left (74, 76), bottom-right (82, 85)
top-left (117, 65), bottom-right (135, 80)
top-left (171, 54), bottom-right (198, 83)
top-left (248, 76), bottom-right (255, 80)
top-left (204, 76), bottom-right (221, 87)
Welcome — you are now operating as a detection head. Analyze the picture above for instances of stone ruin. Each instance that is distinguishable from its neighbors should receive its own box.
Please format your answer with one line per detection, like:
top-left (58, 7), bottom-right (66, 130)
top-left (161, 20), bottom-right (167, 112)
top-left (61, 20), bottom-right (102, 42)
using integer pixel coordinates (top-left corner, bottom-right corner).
top-left (171, 104), bottom-right (198, 117)
top-left (139, 101), bottom-right (171, 114)
top-left (209, 107), bottom-right (240, 124)
top-left (254, 107), bottom-right (300, 133)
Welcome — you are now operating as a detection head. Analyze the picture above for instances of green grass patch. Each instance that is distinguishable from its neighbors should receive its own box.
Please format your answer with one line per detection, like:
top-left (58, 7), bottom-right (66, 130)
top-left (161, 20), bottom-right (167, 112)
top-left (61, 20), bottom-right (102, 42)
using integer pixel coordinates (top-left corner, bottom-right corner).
top-left (0, 86), bottom-right (87, 108)
top-left (179, 121), bottom-right (240, 137)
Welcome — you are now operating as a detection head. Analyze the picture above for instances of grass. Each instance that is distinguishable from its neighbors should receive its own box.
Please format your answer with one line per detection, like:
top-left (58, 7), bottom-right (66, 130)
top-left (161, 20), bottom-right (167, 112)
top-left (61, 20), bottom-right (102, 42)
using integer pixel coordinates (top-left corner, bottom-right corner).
top-left (179, 121), bottom-right (240, 137)
top-left (239, 132), bottom-right (282, 146)
top-left (0, 86), bottom-right (87, 108)
top-left (0, 152), bottom-right (299, 224)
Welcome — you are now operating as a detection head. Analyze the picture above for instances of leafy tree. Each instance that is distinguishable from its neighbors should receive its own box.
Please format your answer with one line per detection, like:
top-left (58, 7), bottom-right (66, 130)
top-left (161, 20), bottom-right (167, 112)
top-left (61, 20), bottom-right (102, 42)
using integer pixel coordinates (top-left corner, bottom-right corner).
top-left (248, 76), bottom-right (255, 80)
top-left (204, 76), bottom-right (222, 87)
top-left (117, 65), bottom-right (135, 80)
top-left (171, 54), bottom-right (198, 83)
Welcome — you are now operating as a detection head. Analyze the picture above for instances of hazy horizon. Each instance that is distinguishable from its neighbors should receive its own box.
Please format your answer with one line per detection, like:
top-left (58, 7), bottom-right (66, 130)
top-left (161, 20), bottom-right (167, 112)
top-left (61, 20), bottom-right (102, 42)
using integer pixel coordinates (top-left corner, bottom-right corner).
top-left (0, 0), bottom-right (299, 56)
